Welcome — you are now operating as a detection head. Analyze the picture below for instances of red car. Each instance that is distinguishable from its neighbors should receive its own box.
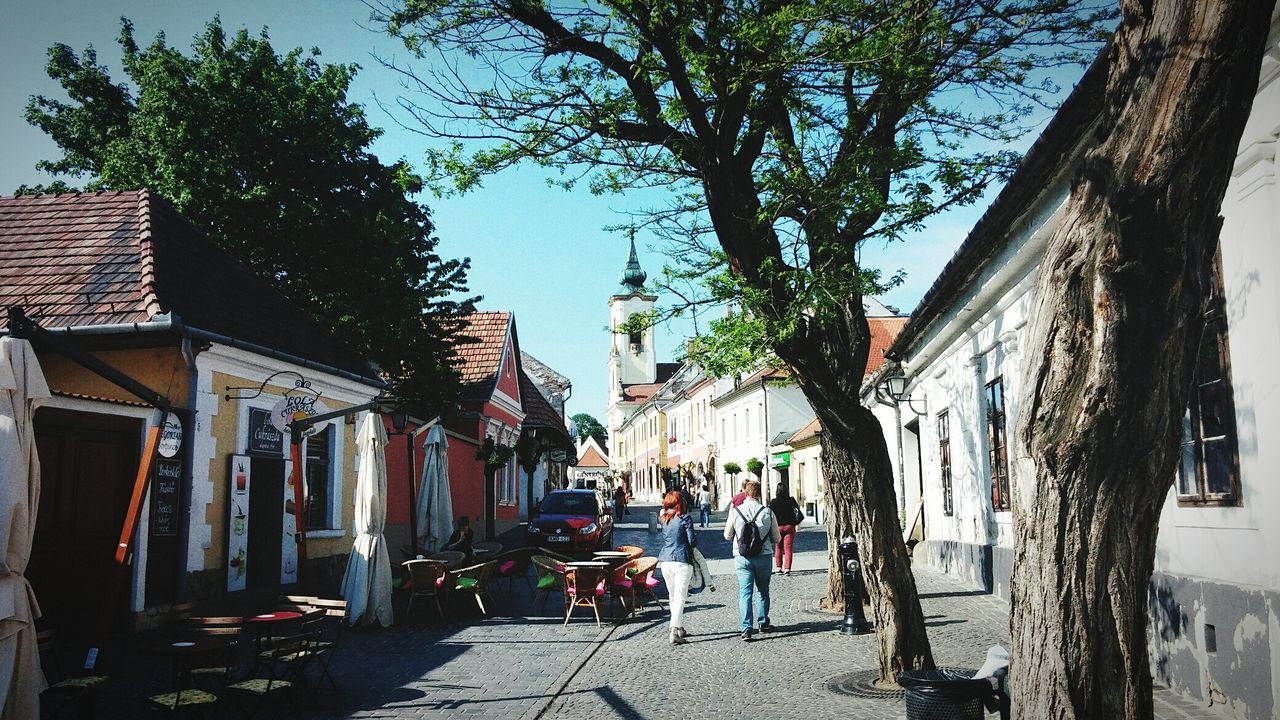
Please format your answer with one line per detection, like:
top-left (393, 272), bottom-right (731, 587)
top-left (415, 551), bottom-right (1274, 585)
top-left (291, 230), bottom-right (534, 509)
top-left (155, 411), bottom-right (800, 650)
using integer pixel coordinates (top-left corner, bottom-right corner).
top-left (526, 489), bottom-right (615, 554)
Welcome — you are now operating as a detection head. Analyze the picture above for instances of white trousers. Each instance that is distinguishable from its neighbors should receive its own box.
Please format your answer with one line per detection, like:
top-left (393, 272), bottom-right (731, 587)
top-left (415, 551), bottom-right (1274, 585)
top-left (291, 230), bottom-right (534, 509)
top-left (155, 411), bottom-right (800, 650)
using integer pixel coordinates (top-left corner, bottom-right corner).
top-left (661, 560), bottom-right (693, 629)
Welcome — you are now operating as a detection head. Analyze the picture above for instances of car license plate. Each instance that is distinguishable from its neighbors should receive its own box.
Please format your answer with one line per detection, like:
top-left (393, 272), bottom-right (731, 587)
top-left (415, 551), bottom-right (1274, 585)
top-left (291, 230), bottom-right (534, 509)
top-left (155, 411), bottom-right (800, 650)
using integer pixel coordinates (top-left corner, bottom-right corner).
top-left (548, 535), bottom-right (570, 543)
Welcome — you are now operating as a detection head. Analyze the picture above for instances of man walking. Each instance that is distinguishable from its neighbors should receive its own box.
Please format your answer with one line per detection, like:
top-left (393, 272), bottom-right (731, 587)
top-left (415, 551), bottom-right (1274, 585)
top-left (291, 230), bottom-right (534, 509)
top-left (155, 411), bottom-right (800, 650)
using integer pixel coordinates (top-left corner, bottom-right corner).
top-left (723, 480), bottom-right (781, 641)
top-left (695, 483), bottom-right (712, 528)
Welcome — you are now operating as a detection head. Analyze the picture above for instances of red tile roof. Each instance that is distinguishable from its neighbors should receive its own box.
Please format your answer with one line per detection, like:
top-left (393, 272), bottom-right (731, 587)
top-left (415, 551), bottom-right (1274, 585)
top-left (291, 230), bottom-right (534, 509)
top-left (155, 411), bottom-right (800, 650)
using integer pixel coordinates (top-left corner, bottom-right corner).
top-left (866, 317), bottom-right (909, 377)
top-left (577, 443), bottom-right (608, 468)
top-left (0, 191), bottom-right (377, 378)
top-left (454, 311), bottom-right (511, 400)
top-left (620, 382), bottom-right (664, 404)
top-left (742, 366), bottom-right (789, 385)
top-left (788, 417), bottom-right (822, 444)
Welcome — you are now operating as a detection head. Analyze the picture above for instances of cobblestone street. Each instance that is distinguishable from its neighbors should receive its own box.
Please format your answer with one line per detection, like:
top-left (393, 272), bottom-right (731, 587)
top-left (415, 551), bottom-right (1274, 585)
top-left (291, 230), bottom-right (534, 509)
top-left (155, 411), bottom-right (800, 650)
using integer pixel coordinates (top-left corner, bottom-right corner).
top-left (86, 507), bottom-right (1222, 719)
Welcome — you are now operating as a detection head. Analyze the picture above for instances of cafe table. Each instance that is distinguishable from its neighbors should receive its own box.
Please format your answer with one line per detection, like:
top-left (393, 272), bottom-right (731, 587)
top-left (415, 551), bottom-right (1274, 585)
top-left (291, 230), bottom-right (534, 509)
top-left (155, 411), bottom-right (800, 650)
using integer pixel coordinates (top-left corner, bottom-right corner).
top-left (591, 551), bottom-right (631, 572)
top-left (246, 611), bottom-right (302, 653)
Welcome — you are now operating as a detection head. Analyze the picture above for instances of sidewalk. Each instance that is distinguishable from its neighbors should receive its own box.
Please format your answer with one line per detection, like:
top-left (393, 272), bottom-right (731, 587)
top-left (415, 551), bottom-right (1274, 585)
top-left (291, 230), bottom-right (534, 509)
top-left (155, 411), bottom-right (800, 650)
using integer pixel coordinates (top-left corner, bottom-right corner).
top-left (77, 505), bottom-right (1221, 719)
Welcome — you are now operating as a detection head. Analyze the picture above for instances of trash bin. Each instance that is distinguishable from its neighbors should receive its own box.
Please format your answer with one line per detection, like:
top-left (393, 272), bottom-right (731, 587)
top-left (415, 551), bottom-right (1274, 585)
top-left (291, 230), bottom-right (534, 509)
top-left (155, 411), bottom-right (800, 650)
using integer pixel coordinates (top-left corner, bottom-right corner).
top-left (897, 668), bottom-right (1005, 720)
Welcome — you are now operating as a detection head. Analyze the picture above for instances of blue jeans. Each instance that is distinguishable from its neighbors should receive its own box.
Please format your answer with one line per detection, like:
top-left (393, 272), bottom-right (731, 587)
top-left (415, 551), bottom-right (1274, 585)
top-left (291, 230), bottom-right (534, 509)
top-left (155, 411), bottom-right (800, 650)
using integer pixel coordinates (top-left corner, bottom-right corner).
top-left (699, 504), bottom-right (711, 527)
top-left (734, 554), bottom-right (772, 631)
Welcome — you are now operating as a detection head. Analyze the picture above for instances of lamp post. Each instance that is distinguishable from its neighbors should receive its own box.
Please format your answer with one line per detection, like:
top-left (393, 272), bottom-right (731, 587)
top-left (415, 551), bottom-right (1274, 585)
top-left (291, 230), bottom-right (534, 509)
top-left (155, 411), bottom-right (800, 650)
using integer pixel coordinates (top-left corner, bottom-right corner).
top-left (389, 409), bottom-right (418, 558)
top-left (876, 369), bottom-right (928, 416)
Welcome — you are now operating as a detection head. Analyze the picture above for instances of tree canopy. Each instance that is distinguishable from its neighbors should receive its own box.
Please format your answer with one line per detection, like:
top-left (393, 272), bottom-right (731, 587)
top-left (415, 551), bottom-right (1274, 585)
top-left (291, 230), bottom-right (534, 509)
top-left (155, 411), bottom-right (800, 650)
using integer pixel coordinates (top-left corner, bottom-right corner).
top-left (22, 16), bottom-right (478, 411)
top-left (571, 412), bottom-right (608, 447)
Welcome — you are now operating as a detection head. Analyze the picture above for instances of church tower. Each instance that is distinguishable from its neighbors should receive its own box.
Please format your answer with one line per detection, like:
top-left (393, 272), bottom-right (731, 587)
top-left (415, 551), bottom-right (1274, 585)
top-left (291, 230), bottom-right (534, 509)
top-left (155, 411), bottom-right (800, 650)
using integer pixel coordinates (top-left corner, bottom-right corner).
top-left (607, 237), bottom-right (658, 402)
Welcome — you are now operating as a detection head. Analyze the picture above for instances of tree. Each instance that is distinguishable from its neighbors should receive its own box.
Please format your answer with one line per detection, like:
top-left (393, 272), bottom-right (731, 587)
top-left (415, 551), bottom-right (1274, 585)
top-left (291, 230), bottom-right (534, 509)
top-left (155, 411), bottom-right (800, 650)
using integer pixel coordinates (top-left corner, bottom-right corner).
top-left (22, 17), bottom-right (478, 412)
top-left (722, 461), bottom-right (742, 480)
top-left (746, 457), bottom-right (765, 479)
top-left (375, 0), bottom-right (1110, 683)
top-left (571, 412), bottom-right (608, 447)
top-left (1010, 1), bottom-right (1274, 718)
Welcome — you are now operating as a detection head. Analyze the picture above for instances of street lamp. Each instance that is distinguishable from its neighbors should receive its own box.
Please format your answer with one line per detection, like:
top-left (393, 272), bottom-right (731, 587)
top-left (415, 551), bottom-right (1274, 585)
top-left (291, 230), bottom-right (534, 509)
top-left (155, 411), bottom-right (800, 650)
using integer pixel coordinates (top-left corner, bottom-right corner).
top-left (387, 407), bottom-right (417, 556)
top-left (877, 369), bottom-right (927, 415)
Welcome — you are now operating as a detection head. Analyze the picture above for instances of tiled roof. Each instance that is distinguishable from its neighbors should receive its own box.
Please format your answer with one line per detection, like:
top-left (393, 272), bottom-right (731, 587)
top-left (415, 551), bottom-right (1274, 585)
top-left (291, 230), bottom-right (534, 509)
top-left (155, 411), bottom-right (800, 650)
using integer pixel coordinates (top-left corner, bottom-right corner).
top-left (0, 190), bottom-right (377, 379)
top-left (577, 443), bottom-right (608, 468)
top-left (455, 311), bottom-right (511, 400)
top-left (518, 368), bottom-right (572, 448)
top-left (743, 366), bottom-right (789, 385)
top-left (520, 352), bottom-right (570, 396)
top-left (866, 316), bottom-right (909, 377)
top-left (788, 417), bottom-right (822, 444)
top-left (620, 382), bottom-right (664, 404)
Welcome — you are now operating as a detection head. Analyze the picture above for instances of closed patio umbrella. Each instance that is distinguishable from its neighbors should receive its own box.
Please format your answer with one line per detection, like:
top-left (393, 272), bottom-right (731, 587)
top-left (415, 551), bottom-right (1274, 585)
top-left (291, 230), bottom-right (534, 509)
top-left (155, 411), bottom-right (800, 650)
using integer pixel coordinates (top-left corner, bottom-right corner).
top-left (339, 412), bottom-right (393, 627)
top-left (0, 337), bottom-right (49, 718)
top-left (415, 425), bottom-right (453, 554)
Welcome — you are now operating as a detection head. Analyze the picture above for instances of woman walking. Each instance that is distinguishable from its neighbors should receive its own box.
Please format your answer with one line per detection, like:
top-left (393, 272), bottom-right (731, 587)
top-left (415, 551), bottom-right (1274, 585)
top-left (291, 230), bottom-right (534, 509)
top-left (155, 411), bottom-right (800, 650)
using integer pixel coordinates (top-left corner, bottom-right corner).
top-left (658, 490), bottom-right (696, 645)
top-left (769, 483), bottom-right (802, 575)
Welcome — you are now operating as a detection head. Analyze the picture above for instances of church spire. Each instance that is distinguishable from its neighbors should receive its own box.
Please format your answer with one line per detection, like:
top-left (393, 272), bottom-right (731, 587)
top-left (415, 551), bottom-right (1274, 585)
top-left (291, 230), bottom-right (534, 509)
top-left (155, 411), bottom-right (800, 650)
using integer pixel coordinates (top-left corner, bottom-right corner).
top-left (619, 235), bottom-right (647, 291)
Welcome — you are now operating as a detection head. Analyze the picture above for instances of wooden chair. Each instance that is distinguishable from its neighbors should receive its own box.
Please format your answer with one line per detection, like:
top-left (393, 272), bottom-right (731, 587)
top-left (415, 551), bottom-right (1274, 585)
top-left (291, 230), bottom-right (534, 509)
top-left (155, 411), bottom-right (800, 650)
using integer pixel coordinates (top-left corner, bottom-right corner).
top-left (563, 566), bottom-right (608, 627)
top-left (449, 561), bottom-right (498, 615)
top-left (225, 633), bottom-right (306, 718)
top-left (37, 630), bottom-right (108, 719)
top-left (531, 555), bottom-right (568, 612)
top-left (402, 559), bottom-right (451, 619)
top-left (614, 545), bottom-right (644, 561)
top-left (491, 548), bottom-right (536, 595)
top-left (633, 557), bottom-right (666, 612)
top-left (300, 598), bottom-right (347, 694)
top-left (179, 627), bottom-right (242, 690)
top-left (146, 640), bottom-right (235, 717)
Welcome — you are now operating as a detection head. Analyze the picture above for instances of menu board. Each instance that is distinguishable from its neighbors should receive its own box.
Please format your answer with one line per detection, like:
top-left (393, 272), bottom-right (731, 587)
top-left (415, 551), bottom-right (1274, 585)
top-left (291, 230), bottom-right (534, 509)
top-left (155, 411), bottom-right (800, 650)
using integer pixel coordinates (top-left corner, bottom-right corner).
top-left (227, 455), bottom-right (251, 592)
top-left (150, 459), bottom-right (182, 537)
top-left (248, 407), bottom-right (284, 455)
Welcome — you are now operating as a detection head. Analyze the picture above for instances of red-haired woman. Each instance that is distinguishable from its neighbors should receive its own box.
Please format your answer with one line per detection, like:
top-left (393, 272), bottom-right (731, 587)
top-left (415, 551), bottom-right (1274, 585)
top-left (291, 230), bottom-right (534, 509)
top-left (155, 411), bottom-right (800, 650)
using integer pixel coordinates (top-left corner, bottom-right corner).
top-left (658, 490), bottom-right (697, 645)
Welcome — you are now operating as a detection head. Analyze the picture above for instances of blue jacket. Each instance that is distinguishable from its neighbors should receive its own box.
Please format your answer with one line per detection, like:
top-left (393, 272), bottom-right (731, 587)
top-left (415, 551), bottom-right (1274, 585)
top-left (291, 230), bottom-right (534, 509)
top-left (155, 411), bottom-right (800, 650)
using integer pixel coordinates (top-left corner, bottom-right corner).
top-left (658, 513), bottom-right (696, 564)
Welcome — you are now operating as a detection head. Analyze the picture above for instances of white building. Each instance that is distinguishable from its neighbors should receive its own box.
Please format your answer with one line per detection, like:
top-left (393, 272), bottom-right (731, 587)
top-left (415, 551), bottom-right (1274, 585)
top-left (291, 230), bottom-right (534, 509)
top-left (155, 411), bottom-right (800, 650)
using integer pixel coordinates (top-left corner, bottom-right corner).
top-left (712, 367), bottom-right (815, 507)
top-left (877, 17), bottom-right (1280, 718)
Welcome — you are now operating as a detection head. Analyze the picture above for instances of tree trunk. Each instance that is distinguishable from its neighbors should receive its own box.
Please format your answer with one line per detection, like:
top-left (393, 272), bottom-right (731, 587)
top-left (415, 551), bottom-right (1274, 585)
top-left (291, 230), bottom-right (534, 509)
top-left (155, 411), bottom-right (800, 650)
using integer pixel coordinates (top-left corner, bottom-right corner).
top-left (781, 300), bottom-right (935, 684)
top-left (1010, 2), bottom-right (1273, 718)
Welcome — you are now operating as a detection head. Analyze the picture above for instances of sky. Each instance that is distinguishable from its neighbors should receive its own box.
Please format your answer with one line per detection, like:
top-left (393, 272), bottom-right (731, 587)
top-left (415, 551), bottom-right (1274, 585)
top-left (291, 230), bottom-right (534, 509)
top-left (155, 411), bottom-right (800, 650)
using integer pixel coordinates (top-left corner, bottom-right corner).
top-left (0, 1), bottom-right (1085, 421)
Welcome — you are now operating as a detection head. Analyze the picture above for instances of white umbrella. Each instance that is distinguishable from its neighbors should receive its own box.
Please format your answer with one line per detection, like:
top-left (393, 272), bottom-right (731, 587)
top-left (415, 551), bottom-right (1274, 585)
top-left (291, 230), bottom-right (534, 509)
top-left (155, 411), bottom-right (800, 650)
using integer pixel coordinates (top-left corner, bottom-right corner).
top-left (0, 337), bottom-right (49, 719)
top-left (339, 412), bottom-right (393, 627)
top-left (415, 425), bottom-right (453, 554)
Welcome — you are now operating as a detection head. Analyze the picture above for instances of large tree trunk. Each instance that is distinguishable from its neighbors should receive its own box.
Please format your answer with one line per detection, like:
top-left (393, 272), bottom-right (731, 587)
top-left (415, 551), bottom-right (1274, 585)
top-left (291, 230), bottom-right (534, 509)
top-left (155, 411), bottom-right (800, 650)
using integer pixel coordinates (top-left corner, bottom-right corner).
top-left (781, 299), bottom-right (935, 684)
top-left (1010, 2), bottom-right (1273, 718)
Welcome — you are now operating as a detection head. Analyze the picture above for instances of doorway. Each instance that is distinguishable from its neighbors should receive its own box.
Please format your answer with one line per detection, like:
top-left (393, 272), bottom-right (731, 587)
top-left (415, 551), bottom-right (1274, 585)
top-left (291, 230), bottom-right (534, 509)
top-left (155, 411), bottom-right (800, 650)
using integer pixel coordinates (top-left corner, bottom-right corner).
top-left (31, 408), bottom-right (141, 638)
top-left (903, 418), bottom-right (925, 542)
top-left (246, 457), bottom-right (284, 589)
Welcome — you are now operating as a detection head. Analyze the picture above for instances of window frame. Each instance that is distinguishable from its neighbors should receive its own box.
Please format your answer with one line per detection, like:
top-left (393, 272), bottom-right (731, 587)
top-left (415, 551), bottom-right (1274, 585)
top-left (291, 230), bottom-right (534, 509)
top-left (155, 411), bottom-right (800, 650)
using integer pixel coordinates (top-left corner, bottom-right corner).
top-left (1177, 246), bottom-right (1242, 507)
top-left (985, 377), bottom-right (1011, 512)
top-left (303, 424), bottom-right (335, 531)
top-left (937, 409), bottom-right (954, 517)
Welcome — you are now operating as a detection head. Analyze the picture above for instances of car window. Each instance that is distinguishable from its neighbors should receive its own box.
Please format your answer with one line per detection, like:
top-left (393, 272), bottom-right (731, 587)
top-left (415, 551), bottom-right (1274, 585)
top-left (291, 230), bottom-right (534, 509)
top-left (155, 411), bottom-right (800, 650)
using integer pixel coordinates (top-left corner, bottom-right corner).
top-left (540, 493), bottom-right (596, 515)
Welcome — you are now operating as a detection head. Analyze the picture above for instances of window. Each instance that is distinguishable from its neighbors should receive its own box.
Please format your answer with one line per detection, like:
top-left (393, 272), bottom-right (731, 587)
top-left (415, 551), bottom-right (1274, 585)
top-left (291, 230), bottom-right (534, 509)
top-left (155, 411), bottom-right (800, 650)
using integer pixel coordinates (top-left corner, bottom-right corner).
top-left (500, 455), bottom-right (518, 504)
top-left (744, 408), bottom-right (750, 437)
top-left (304, 426), bottom-right (333, 529)
top-left (937, 410), bottom-right (953, 516)
top-left (985, 378), bottom-right (1011, 512)
top-left (628, 329), bottom-right (642, 349)
top-left (1178, 248), bottom-right (1241, 505)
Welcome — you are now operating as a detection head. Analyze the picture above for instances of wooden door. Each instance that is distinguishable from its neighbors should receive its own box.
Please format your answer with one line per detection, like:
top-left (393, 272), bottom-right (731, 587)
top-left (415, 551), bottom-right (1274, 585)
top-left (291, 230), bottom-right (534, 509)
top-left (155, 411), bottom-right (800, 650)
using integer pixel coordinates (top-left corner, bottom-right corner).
top-left (246, 457), bottom-right (283, 589)
top-left (30, 408), bottom-right (141, 638)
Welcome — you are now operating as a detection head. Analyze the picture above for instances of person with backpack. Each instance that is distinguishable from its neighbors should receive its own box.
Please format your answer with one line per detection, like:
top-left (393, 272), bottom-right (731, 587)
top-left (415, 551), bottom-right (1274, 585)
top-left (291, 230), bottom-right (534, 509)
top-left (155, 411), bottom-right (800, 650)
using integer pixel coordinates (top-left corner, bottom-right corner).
top-left (769, 482), bottom-right (804, 575)
top-left (723, 480), bottom-right (781, 641)
top-left (658, 490), bottom-right (697, 645)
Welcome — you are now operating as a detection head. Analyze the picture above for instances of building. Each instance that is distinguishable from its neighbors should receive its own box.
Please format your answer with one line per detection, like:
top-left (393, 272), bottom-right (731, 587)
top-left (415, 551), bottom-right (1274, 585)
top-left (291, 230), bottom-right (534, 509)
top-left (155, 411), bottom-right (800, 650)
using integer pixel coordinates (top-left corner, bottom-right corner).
top-left (568, 435), bottom-right (610, 490)
top-left (1, 190), bottom-right (384, 633)
top-left (875, 16), bottom-right (1280, 718)
top-left (711, 367), bottom-right (814, 507)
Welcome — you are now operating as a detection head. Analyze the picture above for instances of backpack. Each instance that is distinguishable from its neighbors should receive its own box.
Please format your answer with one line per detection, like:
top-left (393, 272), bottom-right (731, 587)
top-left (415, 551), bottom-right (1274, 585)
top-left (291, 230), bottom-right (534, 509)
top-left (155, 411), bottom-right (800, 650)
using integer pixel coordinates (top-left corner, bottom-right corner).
top-left (734, 506), bottom-right (766, 557)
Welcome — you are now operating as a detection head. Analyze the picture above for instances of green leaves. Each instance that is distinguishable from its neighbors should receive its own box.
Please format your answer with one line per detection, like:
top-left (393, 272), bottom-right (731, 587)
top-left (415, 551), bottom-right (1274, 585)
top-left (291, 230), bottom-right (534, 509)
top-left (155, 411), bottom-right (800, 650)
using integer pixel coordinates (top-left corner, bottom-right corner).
top-left (24, 16), bottom-right (478, 413)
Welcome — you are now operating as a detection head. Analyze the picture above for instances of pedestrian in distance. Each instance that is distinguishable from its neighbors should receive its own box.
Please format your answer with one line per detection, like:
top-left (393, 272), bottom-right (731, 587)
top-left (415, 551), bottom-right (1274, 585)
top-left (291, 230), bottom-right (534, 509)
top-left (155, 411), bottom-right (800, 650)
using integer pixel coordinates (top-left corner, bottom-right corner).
top-left (724, 480), bottom-right (781, 641)
top-left (768, 482), bottom-right (803, 575)
top-left (613, 484), bottom-right (628, 520)
top-left (695, 483), bottom-right (713, 528)
top-left (658, 490), bottom-right (696, 645)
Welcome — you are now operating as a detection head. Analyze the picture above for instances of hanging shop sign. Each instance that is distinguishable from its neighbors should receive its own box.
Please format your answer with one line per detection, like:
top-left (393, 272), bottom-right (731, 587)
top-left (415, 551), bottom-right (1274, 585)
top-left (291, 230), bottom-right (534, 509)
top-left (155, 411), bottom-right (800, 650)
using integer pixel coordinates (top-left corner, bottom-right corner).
top-left (771, 451), bottom-right (791, 468)
top-left (157, 416), bottom-right (183, 458)
top-left (269, 394), bottom-right (330, 439)
top-left (549, 448), bottom-right (567, 463)
top-left (247, 407), bottom-right (284, 455)
top-left (150, 459), bottom-right (182, 537)
top-left (227, 455), bottom-right (251, 592)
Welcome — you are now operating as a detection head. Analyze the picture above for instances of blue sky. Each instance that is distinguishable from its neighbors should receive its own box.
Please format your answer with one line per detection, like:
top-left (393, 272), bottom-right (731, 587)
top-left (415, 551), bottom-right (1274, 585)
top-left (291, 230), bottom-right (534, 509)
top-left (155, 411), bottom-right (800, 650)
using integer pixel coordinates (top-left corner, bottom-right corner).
top-left (0, 1), bottom-right (1083, 420)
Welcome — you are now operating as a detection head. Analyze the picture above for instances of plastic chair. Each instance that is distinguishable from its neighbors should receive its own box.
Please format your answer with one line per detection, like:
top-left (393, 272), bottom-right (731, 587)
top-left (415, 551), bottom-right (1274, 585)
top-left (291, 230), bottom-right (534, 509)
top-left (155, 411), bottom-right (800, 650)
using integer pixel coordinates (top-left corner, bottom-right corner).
top-left (402, 559), bottom-right (451, 618)
top-left (531, 555), bottom-right (568, 612)
top-left (563, 566), bottom-right (608, 627)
